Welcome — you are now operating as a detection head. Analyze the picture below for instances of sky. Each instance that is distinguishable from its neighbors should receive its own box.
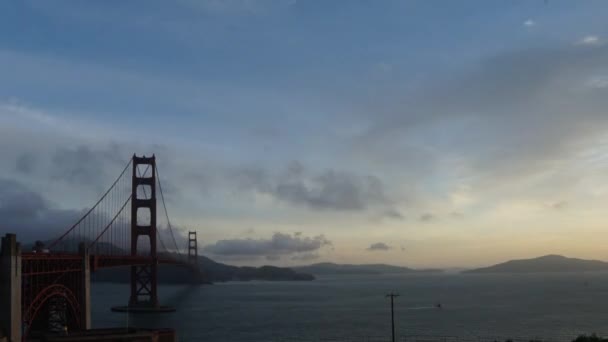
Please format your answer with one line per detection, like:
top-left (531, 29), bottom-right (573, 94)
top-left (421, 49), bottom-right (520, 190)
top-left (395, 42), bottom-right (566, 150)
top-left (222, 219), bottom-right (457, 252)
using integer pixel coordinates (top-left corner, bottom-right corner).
top-left (1, 0), bottom-right (608, 268)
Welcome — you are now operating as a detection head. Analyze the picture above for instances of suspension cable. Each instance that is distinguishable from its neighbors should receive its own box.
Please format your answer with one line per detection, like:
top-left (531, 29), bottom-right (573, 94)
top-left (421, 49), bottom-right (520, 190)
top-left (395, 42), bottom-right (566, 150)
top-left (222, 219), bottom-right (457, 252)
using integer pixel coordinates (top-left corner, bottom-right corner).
top-left (155, 165), bottom-right (182, 257)
top-left (49, 157), bottom-right (133, 249)
top-left (87, 195), bottom-right (132, 250)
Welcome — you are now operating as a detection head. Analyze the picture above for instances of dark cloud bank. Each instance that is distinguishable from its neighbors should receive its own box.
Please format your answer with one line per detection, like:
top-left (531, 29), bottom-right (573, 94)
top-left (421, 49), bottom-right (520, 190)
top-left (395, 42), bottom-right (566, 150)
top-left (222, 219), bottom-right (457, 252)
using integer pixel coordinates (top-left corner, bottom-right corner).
top-left (203, 232), bottom-right (332, 260)
top-left (0, 178), bottom-right (85, 243)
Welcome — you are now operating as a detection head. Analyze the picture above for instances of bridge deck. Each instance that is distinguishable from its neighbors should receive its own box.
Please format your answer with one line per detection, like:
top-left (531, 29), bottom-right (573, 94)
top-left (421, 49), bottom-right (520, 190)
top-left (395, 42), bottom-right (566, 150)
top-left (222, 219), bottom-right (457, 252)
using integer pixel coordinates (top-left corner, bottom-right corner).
top-left (22, 253), bottom-right (185, 274)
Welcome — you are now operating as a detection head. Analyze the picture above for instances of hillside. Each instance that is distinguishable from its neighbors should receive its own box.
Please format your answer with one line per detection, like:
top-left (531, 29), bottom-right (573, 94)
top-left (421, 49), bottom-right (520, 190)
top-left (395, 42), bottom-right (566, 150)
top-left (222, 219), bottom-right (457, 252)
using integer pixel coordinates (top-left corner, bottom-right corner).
top-left (465, 255), bottom-right (608, 273)
top-left (293, 262), bottom-right (442, 275)
top-left (196, 255), bottom-right (315, 282)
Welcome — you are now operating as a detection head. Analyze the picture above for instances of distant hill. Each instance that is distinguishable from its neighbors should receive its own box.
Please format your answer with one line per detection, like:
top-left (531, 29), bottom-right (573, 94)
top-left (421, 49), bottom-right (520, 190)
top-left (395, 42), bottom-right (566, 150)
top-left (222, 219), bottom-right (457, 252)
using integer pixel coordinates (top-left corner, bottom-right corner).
top-left (465, 255), bottom-right (608, 273)
top-left (293, 262), bottom-right (442, 275)
top-left (196, 255), bottom-right (314, 282)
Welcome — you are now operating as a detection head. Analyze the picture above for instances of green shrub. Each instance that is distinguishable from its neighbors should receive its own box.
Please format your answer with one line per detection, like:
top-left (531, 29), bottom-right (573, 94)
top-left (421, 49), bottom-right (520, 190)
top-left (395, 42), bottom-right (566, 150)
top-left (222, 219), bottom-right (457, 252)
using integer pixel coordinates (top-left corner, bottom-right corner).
top-left (572, 334), bottom-right (608, 342)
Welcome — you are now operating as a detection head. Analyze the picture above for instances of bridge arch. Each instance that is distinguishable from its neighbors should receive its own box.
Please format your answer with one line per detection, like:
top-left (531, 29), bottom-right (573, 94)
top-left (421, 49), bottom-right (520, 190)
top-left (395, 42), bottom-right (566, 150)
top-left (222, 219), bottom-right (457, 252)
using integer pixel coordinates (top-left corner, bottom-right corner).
top-left (23, 284), bottom-right (81, 339)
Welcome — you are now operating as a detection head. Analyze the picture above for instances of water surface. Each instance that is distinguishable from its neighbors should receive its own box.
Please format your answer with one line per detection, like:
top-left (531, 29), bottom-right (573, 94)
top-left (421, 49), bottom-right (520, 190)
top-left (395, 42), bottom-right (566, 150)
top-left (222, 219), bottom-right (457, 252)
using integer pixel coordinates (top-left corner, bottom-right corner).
top-left (91, 273), bottom-right (608, 341)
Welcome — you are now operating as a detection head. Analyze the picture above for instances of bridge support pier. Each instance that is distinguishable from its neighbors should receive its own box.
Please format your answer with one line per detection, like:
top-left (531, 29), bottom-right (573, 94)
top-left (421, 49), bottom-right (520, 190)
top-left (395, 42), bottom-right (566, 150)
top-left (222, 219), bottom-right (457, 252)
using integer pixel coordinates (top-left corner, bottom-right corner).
top-left (79, 243), bottom-right (91, 329)
top-left (0, 234), bottom-right (22, 342)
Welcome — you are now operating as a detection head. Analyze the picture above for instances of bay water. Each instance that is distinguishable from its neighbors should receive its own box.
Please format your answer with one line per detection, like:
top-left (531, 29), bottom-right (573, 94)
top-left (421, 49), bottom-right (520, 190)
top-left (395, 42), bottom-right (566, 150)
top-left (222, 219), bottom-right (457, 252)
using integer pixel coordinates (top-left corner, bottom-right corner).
top-left (91, 273), bottom-right (608, 342)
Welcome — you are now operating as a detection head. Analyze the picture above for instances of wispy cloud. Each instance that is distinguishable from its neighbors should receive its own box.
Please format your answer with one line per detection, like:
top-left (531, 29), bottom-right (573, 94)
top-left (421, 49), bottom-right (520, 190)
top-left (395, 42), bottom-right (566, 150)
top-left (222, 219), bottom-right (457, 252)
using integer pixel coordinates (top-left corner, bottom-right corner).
top-left (586, 76), bottom-right (608, 89)
top-left (291, 252), bottom-right (320, 261)
top-left (382, 209), bottom-right (404, 220)
top-left (551, 201), bottom-right (568, 210)
top-left (578, 35), bottom-right (602, 46)
top-left (177, 0), bottom-right (297, 15)
top-left (419, 213), bottom-right (435, 222)
top-left (231, 162), bottom-right (394, 212)
top-left (367, 242), bottom-right (390, 251)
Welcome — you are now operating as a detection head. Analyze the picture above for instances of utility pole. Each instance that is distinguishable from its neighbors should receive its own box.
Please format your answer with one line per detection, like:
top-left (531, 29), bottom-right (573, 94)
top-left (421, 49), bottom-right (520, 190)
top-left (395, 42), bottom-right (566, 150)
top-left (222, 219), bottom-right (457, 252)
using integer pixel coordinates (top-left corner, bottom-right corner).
top-left (386, 292), bottom-right (399, 342)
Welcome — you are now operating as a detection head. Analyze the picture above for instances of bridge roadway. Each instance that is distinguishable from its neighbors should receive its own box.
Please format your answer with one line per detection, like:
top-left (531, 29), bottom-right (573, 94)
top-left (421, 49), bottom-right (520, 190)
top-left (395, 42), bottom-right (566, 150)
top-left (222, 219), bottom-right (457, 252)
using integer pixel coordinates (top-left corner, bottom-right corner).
top-left (2, 235), bottom-right (196, 342)
top-left (22, 252), bottom-right (183, 273)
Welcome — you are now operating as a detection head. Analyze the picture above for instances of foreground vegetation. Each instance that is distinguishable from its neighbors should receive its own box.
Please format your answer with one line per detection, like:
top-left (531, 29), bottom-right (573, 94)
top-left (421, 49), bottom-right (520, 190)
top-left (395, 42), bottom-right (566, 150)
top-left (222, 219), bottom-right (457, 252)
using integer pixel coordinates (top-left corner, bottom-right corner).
top-left (491, 334), bottom-right (608, 342)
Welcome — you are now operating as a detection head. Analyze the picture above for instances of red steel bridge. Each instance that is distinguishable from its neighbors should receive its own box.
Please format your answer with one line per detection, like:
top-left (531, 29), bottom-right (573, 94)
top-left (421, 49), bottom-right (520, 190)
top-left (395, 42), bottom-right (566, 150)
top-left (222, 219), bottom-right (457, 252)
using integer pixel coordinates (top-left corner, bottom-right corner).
top-left (0, 154), bottom-right (201, 342)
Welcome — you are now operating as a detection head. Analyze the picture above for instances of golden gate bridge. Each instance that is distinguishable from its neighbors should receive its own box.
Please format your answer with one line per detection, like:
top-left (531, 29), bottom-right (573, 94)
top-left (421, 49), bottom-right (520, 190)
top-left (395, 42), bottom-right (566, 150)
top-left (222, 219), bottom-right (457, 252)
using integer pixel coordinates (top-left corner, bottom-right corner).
top-left (0, 154), bottom-right (201, 341)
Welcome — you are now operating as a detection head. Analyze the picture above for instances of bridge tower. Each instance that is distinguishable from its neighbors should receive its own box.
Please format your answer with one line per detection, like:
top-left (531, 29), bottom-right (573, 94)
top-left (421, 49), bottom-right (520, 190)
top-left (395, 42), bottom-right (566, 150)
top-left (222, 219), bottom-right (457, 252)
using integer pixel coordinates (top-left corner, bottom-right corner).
top-left (188, 231), bottom-right (198, 266)
top-left (109, 155), bottom-right (174, 313)
top-left (129, 155), bottom-right (159, 308)
top-left (110, 155), bottom-right (176, 313)
top-left (187, 231), bottom-right (204, 283)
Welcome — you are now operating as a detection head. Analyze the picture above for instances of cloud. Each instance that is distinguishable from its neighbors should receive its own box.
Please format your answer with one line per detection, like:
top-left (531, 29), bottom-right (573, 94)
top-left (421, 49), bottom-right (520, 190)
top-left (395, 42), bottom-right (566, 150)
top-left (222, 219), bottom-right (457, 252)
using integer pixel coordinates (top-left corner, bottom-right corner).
top-left (586, 76), bottom-right (608, 89)
top-left (0, 178), bottom-right (85, 243)
top-left (0, 104), bottom-right (181, 206)
top-left (291, 252), bottom-right (320, 262)
top-left (274, 170), bottom-right (384, 210)
top-left (450, 212), bottom-right (464, 219)
top-left (367, 242), bottom-right (390, 251)
top-left (232, 162), bottom-right (392, 212)
top-left (419, 213), bottom-right (435, 222)
top-left (578, 35), bottom-right (602, 46)
top-left (203, 232), bottom-right (332, 258)
top-left (356, 42), bottom-right (608, 202)
top-left (382, 209), bottom-right (404, 220)
top-left (523, 19), bottom-right (536, 27)
top-left (15, 153), bottom-right (36, 175)
top-left (177, 0), bottom-right (296, 15)
top-left (51, 144), bottom-right (126, 187)
top-left (551, 201), bottom-right (568, 210)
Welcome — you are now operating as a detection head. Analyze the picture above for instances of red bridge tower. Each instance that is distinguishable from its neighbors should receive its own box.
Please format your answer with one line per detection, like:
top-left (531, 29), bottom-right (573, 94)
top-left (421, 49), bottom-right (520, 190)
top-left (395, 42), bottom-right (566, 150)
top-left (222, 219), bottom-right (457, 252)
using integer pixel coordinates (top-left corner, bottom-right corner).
top-left (130, 155), bottom-right (159, 308)
top-left (112, 154), bottom-right (174, 313)
top-left (188, 231), bottom-right (198, 266)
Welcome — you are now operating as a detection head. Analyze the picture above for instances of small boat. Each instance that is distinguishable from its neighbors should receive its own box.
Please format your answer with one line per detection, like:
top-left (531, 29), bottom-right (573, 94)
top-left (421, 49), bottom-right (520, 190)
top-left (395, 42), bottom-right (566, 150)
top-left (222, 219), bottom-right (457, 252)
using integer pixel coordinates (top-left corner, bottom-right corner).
top-left (435, 303), bottom-right (442, 309)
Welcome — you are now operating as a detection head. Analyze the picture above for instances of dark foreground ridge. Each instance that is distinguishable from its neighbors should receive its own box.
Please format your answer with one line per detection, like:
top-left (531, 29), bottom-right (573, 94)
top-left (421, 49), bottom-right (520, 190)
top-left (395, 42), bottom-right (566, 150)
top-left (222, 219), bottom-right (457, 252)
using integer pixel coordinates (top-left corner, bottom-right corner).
top-left (400, 334), bottom-right (608, 342)
top-left (293, 262), bottom-right (443, 275)
top-left (27, 327), bottom-right (176, 341)
top-left (465, 254), bottom-right (608, 273)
